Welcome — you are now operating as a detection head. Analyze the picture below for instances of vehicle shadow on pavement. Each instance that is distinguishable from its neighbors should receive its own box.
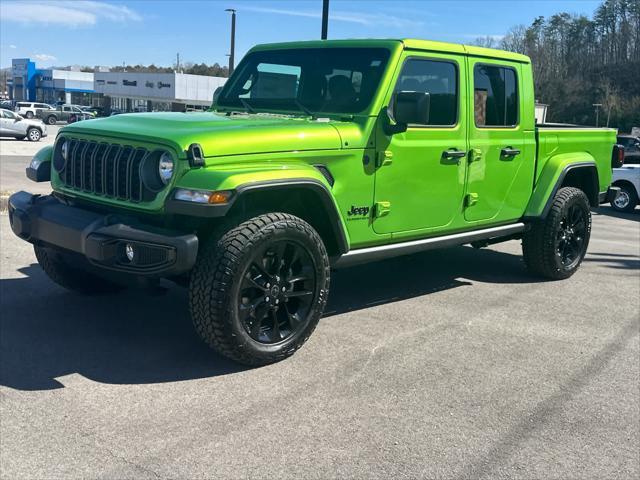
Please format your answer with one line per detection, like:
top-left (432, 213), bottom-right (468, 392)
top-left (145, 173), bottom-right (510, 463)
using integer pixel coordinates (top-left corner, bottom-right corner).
top-left (0, 264), bottom-right (249, 391)
top-left (594, 206), bottom-right (640, 222)
top-left (583, 251), bottom-right (640, 270)
top-left (1, 245), bottom-right (535, 391)
top-left (326, 245), bottom-right (540, 316)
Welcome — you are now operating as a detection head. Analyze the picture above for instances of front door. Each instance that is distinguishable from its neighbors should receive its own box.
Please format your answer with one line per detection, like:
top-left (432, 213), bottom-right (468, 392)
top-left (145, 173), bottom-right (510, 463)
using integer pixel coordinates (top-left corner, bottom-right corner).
top-left (373, 53), bottom-right (468, 235)
top-left (464, 59), bottom-right (528, 222)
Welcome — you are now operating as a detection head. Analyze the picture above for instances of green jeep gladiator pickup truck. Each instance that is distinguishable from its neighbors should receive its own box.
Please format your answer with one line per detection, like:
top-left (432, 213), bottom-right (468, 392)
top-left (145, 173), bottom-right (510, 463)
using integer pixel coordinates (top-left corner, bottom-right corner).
top-left (9, 39), bottom-right (620, 365)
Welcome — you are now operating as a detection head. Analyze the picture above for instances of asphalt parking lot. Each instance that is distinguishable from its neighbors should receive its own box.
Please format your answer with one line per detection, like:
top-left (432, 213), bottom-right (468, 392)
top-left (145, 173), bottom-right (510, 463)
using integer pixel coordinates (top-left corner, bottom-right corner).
top-left (0, 150), bottom-right (638, 478)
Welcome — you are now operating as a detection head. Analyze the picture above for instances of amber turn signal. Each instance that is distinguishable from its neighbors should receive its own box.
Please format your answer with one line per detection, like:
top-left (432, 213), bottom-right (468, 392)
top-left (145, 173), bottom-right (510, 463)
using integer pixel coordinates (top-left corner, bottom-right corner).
top-left (208, 191), bottom-right (233, 204)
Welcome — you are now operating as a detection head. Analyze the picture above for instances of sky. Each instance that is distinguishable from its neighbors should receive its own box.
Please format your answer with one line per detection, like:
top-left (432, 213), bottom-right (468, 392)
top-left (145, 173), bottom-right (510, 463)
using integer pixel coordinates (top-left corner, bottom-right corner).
top-left (0, 0), bottom-right (603, 69)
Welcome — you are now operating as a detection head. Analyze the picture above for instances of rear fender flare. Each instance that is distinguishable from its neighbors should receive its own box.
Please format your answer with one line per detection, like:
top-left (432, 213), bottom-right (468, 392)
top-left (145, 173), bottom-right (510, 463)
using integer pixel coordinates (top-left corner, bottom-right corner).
top-left (524, 153), bottom-right (598, 219)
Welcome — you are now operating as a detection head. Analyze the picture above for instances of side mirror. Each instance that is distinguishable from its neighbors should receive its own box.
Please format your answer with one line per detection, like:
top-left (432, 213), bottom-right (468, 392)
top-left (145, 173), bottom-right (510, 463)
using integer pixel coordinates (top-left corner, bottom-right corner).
top-left (212, 86), bottom-right (223, 106)
top-left (15, 115), bottom-right (22, 122)
top-left (385, 91), bottom-right (430, 135)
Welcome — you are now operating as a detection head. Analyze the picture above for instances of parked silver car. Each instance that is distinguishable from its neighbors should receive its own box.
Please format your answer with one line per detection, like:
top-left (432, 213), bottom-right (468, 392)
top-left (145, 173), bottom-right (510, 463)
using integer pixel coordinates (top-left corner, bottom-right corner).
top-left (0, 108), bottom-right (48, 141)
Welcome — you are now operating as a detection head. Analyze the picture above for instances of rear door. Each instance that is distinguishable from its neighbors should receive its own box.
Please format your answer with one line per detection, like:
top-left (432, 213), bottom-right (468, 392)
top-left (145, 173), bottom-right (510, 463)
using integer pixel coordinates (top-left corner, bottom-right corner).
top-left (373, 53), bottom-right (468, 235)
top-left (465, 59), bottom-right (528, 222)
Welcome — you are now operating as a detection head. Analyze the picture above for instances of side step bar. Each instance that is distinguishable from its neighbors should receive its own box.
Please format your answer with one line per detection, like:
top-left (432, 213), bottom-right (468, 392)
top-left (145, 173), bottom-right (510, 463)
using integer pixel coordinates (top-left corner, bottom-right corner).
top-left (332, 223), bottom-right (526, 268)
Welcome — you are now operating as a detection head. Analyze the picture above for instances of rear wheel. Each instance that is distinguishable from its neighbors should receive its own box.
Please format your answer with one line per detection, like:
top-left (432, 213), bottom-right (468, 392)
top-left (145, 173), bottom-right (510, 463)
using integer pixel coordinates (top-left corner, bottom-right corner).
top-left (27, 128), bottom-right (41, 142)
top-left (46, 115), bottom-right (57, 125)
top-left (34, 245), bottom-right (125, 295)
top-left (25, 111), bottom-right (34, 119)
top-left (189, 213), bottom-right (330, 365)
top-left (522, 187), bottom-right (591, 280)
top-left (611, 184), bottom-right (638, 213)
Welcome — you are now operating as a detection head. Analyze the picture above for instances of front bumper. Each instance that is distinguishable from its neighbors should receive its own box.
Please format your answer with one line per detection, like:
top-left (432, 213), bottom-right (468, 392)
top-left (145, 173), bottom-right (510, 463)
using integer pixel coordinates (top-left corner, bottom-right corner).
top-left (8, 191), bottom-right (198, 276)
top-left (599, 186), bottom-right (621, 204)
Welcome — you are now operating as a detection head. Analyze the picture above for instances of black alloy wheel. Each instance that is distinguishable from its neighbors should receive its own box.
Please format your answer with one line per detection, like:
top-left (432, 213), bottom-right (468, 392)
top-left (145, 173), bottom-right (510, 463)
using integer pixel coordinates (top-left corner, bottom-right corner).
top-left (189, 213), bottom-right (330, 365)
top-left (555, 203), bottom-right (588, 269)
top-left (522, 187), bottom-right (592, 280)
top-left (238, 240), bottom-right (316, 344)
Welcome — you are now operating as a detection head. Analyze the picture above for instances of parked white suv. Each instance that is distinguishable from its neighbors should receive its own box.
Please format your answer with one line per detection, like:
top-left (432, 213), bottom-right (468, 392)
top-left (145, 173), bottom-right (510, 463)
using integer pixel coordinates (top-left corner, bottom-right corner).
top-left (611, 165), bottom-right (640, 212)
top-left (0, 108), bottom-right (47, 141)
top-left (15, 102), bottom-right (52, 119)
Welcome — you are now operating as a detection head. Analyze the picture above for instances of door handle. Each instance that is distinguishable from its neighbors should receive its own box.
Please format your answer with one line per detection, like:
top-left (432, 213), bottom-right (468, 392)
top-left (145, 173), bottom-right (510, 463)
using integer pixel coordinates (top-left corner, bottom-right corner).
top-left (500, 147), bottom-right (521, 157)
top-left (442, 149), bottom-right (467, 160)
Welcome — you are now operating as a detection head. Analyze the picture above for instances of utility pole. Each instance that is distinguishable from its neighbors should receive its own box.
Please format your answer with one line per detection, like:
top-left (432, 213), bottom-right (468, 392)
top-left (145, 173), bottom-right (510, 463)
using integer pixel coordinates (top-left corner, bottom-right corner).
top-left (225, 8), bottom-right (236, 75)
top-left (321, 0), bottom-right (329, 40)
top-left (593, 103), bottom-right (602, 127)
top-left (176, 52), bottom-right (180, 72)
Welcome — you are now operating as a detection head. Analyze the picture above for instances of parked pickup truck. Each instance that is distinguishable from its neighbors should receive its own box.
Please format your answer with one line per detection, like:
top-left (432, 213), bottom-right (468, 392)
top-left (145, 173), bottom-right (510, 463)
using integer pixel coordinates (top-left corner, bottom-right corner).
top-left (37, 104), bottom-right (95, 125)
top-left (9, 39), bottom-right (620, 366)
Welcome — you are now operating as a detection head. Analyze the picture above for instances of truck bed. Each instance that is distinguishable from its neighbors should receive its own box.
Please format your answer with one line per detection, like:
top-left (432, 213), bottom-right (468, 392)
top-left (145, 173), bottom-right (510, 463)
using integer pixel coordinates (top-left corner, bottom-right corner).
top-left (536, 125), bottom-right (617, 191)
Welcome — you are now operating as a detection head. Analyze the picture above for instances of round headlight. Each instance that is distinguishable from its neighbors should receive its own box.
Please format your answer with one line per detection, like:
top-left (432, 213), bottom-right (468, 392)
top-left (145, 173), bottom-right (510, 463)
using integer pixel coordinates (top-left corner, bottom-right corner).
top-left (54, 138), bottom-right (67, 172)
top-left (61, 139), bottom-right (69, 160)
top-left (158, 152), bottom-right (174, 185)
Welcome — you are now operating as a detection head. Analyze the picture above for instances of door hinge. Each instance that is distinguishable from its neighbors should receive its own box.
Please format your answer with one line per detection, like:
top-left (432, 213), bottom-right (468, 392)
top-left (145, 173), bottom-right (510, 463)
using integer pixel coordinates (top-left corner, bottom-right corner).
top-left (470, 148), bottom-right (482, 163)
top-left (465, 193), bottom-right (479, 207)
top-left (374, 201), bottom-right (391, 218)
top-left (376, 150), bottom-right (393, 168)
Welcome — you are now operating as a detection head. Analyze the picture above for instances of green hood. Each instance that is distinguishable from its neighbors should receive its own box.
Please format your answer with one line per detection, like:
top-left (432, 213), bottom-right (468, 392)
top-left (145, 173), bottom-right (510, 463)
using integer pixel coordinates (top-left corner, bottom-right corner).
top-left (62, 112), bottom-right (344, 158)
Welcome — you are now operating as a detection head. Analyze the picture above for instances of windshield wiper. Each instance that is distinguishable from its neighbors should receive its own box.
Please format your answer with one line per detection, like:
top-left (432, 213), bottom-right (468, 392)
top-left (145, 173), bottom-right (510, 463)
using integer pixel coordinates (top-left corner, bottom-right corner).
top-left (293, 98), bottom-right (315, 118)
top-left (239, 97), bottom-right (256, 114)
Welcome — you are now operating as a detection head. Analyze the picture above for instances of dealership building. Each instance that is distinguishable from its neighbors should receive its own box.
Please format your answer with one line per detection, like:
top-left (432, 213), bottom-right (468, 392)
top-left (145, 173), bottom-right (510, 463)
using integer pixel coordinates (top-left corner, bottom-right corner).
top-left (9, 57), bottom-right (227, 112)
top-left (93, 71), bottom-right (226, 112)
top-left (10, 58), bottom-right (98, 105)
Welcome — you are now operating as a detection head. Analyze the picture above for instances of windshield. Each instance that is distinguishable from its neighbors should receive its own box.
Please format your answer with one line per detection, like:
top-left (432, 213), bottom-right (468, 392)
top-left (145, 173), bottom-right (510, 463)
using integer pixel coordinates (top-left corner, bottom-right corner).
top-left (217, 47), bottom-right (391, 115)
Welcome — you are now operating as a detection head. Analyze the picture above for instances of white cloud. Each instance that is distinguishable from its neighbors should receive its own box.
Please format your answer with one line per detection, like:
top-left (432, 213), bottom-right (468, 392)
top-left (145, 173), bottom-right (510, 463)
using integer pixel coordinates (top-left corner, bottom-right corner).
top-left (0, 1), bottom-right (141, 27)
top-left (241, 6), bottom-right (423, 29)
top-left (10, 44), bottom-right (17, 49)
top-left (33, 53), bottom-right (57, 62)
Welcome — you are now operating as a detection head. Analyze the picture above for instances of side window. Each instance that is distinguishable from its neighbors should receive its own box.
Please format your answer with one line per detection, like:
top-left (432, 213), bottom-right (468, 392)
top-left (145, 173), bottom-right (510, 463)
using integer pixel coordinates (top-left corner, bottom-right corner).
top-left (3, 110), bottom-right (16, 119)
top-left (63, 106), bottom-right (71, 112)
top-left (474, 64), bottom-right (518, 127)
top-left (395, 58), bottom-right (458, 126)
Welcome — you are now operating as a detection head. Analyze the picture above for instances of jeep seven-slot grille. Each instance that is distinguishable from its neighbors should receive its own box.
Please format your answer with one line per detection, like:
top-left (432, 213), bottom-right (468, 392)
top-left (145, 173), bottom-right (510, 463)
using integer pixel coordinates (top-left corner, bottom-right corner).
top-left (58, 139), bottom-right (149, 202)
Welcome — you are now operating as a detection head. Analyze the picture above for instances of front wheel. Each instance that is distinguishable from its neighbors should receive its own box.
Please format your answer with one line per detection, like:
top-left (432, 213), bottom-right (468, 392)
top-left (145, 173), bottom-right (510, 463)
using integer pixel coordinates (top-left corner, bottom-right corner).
top-left (522, 187), bottom-right (591, 280)
top-left (611, 184), bottom-right (638, 213)
top-left (189, 213), bottom-right (330, 366)
top-left (27, 127), bottom-right (41, 142)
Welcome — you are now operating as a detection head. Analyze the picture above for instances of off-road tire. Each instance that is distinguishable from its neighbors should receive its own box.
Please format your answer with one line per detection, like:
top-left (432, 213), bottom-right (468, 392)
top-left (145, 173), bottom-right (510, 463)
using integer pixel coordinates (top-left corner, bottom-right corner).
top-left (611, 183), bottom-right (638, 213)
top-left (27, 127), bottom-right (41, 142)
top-left (45, 115), bottom-right (57, 125)
top-left (522, 187), bottom-right (591, 280)
top-left (34, 245), bottom-right (125, 294)
top-left (189, 213), bottom-right (330, 366)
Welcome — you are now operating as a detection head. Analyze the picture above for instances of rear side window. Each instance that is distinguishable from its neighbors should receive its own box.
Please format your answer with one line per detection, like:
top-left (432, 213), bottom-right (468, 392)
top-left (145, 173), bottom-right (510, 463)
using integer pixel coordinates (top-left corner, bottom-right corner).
top-left (395, 58), bottom-right (458, 126)
top-left (474, 64), bottom-right (518, 127)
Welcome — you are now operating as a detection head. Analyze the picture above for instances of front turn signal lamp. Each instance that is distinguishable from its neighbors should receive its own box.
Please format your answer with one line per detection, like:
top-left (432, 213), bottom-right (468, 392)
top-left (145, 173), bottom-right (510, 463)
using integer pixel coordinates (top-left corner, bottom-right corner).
top-left (174, 188), bottom-right (233, 204)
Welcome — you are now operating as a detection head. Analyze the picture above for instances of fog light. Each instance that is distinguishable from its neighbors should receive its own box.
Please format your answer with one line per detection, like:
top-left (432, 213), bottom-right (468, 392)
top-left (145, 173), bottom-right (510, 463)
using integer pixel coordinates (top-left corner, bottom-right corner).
top-left (125, 243), bottom-right (135, 262)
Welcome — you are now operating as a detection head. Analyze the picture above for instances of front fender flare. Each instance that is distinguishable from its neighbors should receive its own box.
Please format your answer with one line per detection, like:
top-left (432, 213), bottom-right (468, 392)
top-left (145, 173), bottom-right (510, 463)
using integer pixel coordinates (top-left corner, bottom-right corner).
top-left (166, 163), bottom-right (350, 254)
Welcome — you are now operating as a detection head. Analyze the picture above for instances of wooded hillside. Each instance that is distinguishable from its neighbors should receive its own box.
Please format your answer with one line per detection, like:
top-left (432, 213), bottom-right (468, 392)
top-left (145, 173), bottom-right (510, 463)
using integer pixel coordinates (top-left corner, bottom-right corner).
top-left (476, 0), bottom-right (639, 132)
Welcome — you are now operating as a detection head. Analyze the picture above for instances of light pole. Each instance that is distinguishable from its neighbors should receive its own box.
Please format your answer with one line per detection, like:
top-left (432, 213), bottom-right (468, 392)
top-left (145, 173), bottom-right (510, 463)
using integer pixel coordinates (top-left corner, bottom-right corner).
top-left (321, 0), bottom-right (329, 39)
top-left (593, 103), bottom-right (602, 127)
top-left (225, 8), bottom-right (236, 75)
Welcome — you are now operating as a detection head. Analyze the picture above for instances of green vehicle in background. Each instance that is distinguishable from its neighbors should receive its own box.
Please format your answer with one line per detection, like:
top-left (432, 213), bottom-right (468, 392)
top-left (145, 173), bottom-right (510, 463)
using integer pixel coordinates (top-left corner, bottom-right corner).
top-left (9, 39), bottom-right (621, 365)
